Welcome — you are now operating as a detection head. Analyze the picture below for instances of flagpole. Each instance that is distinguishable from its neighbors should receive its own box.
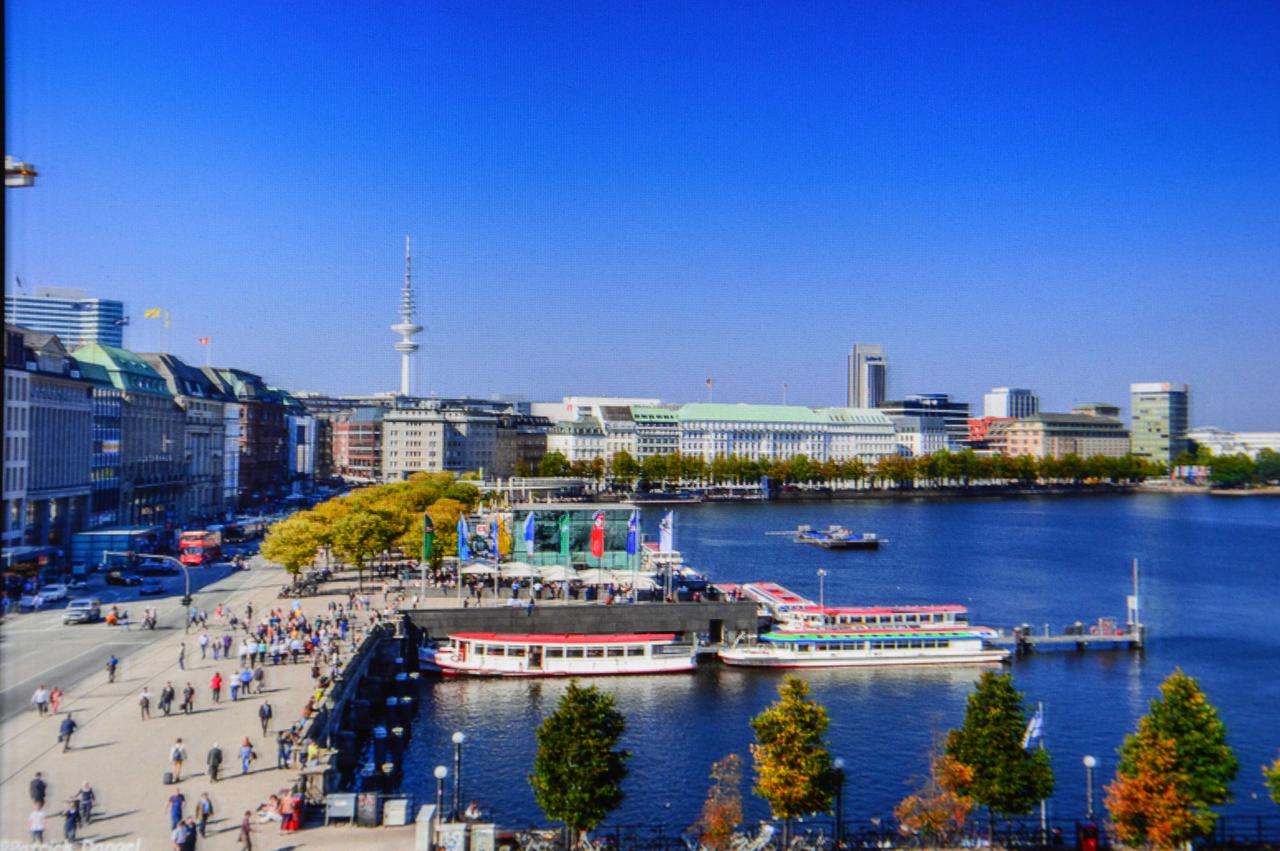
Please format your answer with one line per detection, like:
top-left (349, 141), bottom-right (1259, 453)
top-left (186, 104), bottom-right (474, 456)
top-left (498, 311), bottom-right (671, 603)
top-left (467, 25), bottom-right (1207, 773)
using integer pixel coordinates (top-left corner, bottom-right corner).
top-left (1039, 701), bottom-right (1047, 844)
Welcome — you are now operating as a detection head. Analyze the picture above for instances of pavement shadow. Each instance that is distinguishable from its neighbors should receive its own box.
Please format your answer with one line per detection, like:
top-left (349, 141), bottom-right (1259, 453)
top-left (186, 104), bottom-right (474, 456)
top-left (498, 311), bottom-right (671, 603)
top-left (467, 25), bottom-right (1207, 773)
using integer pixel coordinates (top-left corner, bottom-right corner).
top-left (86, 809), bottom-right (139, 823)
top-left (69, 741), bottom-right (117, 751)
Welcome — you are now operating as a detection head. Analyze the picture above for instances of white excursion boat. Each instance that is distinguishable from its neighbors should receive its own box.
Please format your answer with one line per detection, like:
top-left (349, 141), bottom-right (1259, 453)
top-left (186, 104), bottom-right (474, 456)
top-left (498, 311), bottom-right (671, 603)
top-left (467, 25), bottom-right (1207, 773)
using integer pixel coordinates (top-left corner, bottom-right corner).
top-left (421, 632), bottom-right (699, 677)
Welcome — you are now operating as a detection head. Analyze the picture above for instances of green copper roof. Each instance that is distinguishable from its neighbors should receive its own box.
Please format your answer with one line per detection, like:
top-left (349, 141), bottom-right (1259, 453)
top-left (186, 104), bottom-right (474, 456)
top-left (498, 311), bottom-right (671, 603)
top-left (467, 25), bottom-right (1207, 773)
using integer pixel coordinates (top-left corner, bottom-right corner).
top-left (630, 405), bottom-right (677, 423)
top-left (73, 343), bottom-right (172, 397)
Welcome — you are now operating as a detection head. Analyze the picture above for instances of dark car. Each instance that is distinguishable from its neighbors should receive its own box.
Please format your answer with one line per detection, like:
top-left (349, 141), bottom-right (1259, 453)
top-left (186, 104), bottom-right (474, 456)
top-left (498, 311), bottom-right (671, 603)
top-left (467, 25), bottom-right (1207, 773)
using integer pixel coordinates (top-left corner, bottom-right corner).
top-left (139, 580), bottom-right (165, 596)
top-left (105, 570), bottom-right (143, 587)
top-left (138, 562), bottom-right (179, 577)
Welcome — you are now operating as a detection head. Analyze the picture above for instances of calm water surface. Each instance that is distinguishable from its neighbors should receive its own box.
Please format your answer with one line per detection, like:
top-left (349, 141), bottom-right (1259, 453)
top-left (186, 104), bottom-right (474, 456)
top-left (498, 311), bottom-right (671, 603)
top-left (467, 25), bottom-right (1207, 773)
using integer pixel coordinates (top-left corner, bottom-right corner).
top-left (404, 494), bottom-right (1280, 827)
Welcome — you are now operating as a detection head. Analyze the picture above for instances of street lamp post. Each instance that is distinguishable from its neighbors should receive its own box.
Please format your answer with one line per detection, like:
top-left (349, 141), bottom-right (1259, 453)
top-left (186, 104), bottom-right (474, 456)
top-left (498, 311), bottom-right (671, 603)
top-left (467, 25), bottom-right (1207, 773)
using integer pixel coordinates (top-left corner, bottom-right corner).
top-left (833, 757), bottom-right (846, 846)
top-left (434, 764), bottom-right (448, 822)
top-left (817, 568), bottom-right (827, 613)
top-left (452, 731), bottom-right (466, 819)
top-left (1083, 755), bottom-right (1097, 820)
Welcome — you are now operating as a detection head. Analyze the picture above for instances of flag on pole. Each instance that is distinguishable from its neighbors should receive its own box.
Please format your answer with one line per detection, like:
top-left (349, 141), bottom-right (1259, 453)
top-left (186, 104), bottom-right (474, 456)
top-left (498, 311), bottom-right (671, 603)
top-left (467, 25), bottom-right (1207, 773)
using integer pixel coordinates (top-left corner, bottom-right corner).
top-left (589, 511), bottom-right (606, 559)
top-left (421, 512), bottom-right (434, 563)
top-left (457, 514), bottom-right (471, 561)
top-left (659, 510), bottom-right (674, 553)
top-left (198, 337), bottom-right (210, 345)
top-left (558, 514), bottom-right (571, 558)
top-left (495, 516), bottom-right (511, 559)
top-left (523, 512), bottom-right (536, 556)
top-left (144, 308), bottom-right (162, 318)
top-left (1022, 704), bottom-right (1045, 749)
top-left (625, 510), bottom-right (639, 556)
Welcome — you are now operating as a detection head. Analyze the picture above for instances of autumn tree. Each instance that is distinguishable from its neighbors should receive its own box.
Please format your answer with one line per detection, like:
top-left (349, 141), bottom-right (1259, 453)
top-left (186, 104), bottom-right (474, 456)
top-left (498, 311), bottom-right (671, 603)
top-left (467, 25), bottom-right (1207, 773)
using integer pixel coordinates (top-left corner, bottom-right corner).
top-left (693, 753), bottom-right (744, 850)
top-left (331, 509), bottom-right (395, 589)
top-left (260, 513), bottom-right (324, 577)
top-left (529, 681), bottom-right (629, 846)
top-left (945, 672), bottom-right (1054, 843)
top-left (1105, 670), bottom-right (1238, 846)
top-left (750, 676), bottom-right (835, 846)
top-left (895, 751), bottom-right (976, 848)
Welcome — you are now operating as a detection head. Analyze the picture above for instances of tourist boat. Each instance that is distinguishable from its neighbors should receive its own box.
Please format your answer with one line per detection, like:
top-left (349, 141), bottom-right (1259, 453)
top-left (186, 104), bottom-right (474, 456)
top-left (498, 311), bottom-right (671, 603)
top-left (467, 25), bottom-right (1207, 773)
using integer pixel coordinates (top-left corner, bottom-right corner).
top-left (792, 525), bottom-right (882, 549)
top-left (420, 632), bottom-right (699, 677)
top-left (718, 622), bottom-right (1009, 668)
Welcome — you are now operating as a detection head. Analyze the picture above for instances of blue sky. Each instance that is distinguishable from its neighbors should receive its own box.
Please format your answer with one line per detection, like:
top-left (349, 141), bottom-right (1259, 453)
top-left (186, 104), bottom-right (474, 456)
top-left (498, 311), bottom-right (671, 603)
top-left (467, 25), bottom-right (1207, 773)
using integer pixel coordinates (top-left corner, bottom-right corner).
top-left (6, 1), bottom-right (1279, 428)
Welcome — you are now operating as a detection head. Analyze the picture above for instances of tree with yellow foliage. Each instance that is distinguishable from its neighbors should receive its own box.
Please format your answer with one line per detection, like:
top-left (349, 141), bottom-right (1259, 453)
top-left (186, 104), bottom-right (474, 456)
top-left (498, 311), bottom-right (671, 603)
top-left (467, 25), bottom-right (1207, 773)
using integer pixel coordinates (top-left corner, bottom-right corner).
top-left (749, 676), bottom-right (834, 846)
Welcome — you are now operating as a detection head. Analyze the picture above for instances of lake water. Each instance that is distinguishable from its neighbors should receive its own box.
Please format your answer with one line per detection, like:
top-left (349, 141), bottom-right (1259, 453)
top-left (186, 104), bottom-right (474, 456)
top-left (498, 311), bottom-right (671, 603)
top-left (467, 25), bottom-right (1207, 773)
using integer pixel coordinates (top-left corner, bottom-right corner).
top-left (403, 494), bottom-right (1280, 828)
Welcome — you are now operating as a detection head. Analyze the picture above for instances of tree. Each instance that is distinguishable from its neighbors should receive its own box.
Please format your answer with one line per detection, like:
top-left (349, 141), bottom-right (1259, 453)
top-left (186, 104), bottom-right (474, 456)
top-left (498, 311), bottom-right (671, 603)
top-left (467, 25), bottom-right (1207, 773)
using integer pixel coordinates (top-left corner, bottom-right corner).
top-left (750, 676), bottom-right (834, 844)
top-left (1263, 752), bottom-right (1280, 806)
top-left (539, 451), bottom-right (571, 477)
top-left (260, 514), bottom-right (324, 577)
top-left (895, 752), bottom-right (975, 848)
top-left (693, 753), bottom-right (744, 850)
top-left (331, 510), bottom-right (395, 589)
top-left (610, 450), bottom-right (641, 487)
top-left (945, 672), bottom-right (1054, 843)
top-left (529, 681), bottom-right (629, 844)
top-left (1208, 453), bottom-right (1255, 488)
top-left (1106, 670), bottom-right (1238, 845)
top-left (1255, 449), bottom-right (1280, 484)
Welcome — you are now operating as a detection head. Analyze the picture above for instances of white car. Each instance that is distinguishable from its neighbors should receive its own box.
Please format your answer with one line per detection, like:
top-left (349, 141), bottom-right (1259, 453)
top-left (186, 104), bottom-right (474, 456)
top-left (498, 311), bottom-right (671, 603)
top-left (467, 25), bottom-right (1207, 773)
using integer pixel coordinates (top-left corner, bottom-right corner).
top-left (40, 584), bottom-right (69, 603)
top-left (18, 593), bottom-right (45, 610)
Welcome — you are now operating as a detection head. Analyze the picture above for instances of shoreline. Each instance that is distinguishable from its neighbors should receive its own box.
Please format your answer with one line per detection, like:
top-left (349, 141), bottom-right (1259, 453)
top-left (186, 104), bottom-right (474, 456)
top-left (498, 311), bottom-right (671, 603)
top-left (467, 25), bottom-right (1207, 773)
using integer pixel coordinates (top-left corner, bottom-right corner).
top-left (604, 483), bottom-right (1280, 505)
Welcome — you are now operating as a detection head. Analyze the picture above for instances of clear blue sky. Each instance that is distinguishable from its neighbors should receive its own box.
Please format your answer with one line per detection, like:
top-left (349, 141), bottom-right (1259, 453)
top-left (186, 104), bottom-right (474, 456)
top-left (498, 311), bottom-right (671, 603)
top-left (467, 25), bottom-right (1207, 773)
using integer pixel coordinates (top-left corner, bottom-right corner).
top-left (6, 1), bottom-right (1279, 428)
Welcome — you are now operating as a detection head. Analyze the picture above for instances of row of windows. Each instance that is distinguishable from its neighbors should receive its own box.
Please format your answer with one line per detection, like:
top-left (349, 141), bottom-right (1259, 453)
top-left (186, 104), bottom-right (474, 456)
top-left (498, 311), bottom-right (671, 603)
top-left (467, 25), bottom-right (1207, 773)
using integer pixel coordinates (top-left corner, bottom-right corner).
top-left (5, 407), bottom-right (30, 432)
top-left (6, 374), bottom-right (31, 402)
top-left (4, 466), bottom-right (27, 493)
top-left (469, 642), bottom-right (651, 659)
top-left (781, 638), bottom-right (956, 652)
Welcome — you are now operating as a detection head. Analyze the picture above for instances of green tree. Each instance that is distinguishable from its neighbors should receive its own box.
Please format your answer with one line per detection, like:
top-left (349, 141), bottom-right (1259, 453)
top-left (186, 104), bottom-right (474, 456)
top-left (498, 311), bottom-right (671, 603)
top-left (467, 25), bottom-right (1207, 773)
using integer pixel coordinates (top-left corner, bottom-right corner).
top-left (1255, 449), bottom-right (1280, 484)
top-left (749, 676), bottom-right (835, 845)
top-left (945, 672), bottom-right (1054, 843)
top-left (539, 451), bottom-right (571, 477)
top-left (331, 510), bottom-right (395, 589)
top-left (1208, 453), bottom-right (1256, 488)
top-left (1263, 752), bottom-right (1280, 806)
top-left (1108, 670), bottom-right (1238, 844)
top-left (260, 514), bottom-right (324, 577)
top-left (610, 450), bottom-right (641, 487)
top-left (529, 681), bottom-right (629, 844)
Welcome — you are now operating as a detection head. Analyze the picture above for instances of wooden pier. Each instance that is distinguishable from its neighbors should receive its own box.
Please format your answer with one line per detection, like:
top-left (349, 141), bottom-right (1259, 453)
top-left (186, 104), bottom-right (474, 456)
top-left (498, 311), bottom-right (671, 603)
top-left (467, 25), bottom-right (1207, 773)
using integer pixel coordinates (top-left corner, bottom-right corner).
top-left (993, 558), bottom-right (1146, 655)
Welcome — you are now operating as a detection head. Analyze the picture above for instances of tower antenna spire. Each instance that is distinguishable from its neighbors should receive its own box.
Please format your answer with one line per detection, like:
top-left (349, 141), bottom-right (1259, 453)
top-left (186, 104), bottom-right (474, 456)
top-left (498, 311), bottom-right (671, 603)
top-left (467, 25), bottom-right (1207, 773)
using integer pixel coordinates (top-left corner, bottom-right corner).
top-left (391, 234), bottom-right (423, 396)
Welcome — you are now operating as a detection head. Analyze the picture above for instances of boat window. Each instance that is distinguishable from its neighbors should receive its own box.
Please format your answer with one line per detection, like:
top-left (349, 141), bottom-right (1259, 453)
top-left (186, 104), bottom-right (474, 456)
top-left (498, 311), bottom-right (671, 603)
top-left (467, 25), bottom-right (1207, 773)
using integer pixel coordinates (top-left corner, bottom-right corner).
top-left (565, 648), bottom-right (585, 658)
top-left (509, 647), bottom-right (526, 657)
top-left (878, 615), bottom-right (890, 624)
top-left (796, 643), bottom-right (811, 652)
top-left (545, 647), bottom-right (564, 658)
top-left (587, 647), bottom-right (605, 658)
top-left (474, 644), bottom-right (485, 655)
top-left (654, 644), bottom-right (687, 656)
top-left (626, 646), bottom-right (645, 657)
top-left (488, 645), bottom-right (505, 656)
top-left (893, 615), bottom-right (904, 623)
top-left (607, 647), bottom-right (625, 658)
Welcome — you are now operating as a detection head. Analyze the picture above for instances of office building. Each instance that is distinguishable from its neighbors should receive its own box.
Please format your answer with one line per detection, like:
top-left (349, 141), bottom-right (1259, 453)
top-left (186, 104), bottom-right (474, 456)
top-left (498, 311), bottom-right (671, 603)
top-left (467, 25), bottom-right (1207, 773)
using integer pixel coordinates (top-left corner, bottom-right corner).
top-left (1185, 428), bottom-right (1280, 460)
top-left (847, 344), bottom-right (887, 408)
top-left (983, 387), bottom-right (1039, 419)
top-left (1003, 413), bottom-right (1130, 459)
top-left (3, 328), bottom-right (32, 549)
top-left (6, 287), bottom-right (126, 348)
top-left (631, 406), bottom-right (680, 459)
top-left (381, 401), bottom-right (500, 481)
top-left (546, 417), bottom-right (608, 463)
top-left (891, 415), bottom-right (949, 458)
top-left (677, 403), bottom-right (896, 464)
top-left (203, 368), bottom-right (289, 509)
top-left (877, 394), bottom-right (971, 449)
top-left (333, 408), bottom-right (384, 482)
top-left (1130, 382), bottom-right (1190, 465)
top-left (76, 361), bottom-right (124, 528)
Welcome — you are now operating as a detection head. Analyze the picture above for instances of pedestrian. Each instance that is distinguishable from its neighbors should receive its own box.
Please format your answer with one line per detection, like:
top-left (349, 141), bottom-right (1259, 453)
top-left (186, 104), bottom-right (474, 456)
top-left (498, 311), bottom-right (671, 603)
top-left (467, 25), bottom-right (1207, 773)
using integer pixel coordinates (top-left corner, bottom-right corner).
top-left (77, 781), bottom-right (96, 824)
top-left (167, 789), bottom-right (186, 830)
top-left (49, 686), bottom-right (64, 714)
top-left (59, 712), bottom-right (78, 752)
top-left (178, 643), bottom-right (186, 671)
top-left (276, 730), bottom-right (292, 769)
top-left (30, 805), bottom-right (47, 843)
top-left (206, 742), bottom-right (223, 782)
top-left (179, 816), bottom-right (198, 851)
top-left (140, 686), bottom-right (153, 719)
top-left (171, 816), bottom-right (191, 849)
top-left (106, 655), bottom-right (119, 683)
top-left (197, 792), bottom-right (214, 837)
top-left (181, 682), bottom-right (196, 714)
top-left (222, 634), bottom-right (232, 658)
top-left (239, 667), bottom-right (253, 696)
top-left (239, 737), bottom-right (256, 774)
top-left (253, 664), bottom-right (265, 693)
top-left (238, 810), bottom-right (254, 850)
top-left (62, 799), bottom-right (80, 841)
top-left (212, 641), bottom-right (221, 662)
top-left (161, 681), bottom-right (176, 716)
top-left (258, 700), bottom-right (273, 736)
top-left (198, 632), bottom-right (209, 659)
top-left (30, 772), bottom-right (47, 808)
top-left (210, 672), bottom-right (223, 703)
top-left (170, 738), bottom-right (187, 781)
top-left (31, 684), bottom-right (49, 716)
top-left (230, 679), bottom-right (240, 701)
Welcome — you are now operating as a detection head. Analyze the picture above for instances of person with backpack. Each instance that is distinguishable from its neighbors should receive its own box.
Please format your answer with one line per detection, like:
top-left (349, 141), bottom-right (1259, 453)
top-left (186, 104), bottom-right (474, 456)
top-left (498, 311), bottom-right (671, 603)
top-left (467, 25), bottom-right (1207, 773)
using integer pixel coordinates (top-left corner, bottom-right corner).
top-left (106, 655), bottom-right (119, 683)
top-left (170, 739), bottom-right (187, 782)
top-left (139, 686), bottom-right (153, 720)
top-left (257, 700), bottom-right (273, 737)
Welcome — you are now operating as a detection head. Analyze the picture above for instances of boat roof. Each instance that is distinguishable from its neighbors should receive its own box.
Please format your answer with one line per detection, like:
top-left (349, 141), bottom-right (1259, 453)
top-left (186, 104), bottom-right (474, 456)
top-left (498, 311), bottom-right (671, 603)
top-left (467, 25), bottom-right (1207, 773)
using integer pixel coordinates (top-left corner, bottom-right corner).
top-left (449, 632), bottom-right (678, 644)
top-left (741, 582), bottom-right (816, 607)
top-left (762, 627), bottom-right (991, 641)
top-left (794, 604), bottom-right (968, 615)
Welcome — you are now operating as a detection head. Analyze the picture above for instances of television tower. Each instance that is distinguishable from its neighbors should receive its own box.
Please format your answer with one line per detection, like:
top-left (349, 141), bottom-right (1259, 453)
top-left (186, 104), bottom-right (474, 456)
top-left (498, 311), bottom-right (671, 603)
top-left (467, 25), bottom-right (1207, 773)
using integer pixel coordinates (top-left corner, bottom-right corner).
top-left (391, 235), bottom-right (423, 396)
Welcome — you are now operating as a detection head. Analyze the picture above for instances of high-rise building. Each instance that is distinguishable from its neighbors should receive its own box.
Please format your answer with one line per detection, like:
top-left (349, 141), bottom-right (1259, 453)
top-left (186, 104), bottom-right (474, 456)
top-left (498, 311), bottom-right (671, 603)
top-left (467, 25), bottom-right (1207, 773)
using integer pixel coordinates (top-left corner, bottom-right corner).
top-left (846, 344), bottom-right (887, 408)
top-left (1130, 382), bottom-right (1190, 465)
top-left (877, 394), bottom-right (971, 449)
top-left (983, 387), bottom-right (1039, 418)
top-left (6, 287), bottom-right (126, 348)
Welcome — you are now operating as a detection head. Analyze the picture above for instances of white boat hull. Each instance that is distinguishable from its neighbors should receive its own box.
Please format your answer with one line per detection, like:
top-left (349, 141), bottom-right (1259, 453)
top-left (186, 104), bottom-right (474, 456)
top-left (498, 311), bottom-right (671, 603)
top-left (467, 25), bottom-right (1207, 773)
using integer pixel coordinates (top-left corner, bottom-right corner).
top-left (420, 647), bottom-right (697, 677)
top-left (718, 647), bottom-right (1009, 668)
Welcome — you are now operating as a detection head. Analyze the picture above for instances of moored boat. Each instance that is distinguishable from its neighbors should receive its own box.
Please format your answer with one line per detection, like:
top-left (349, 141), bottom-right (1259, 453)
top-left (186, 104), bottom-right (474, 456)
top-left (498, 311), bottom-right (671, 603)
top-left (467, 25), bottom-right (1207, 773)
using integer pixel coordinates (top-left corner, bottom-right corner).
top-left (793, 525), bottom-right (882, 549)
top-left (421, 632), bottom-right (699, 677)
top-left (718, 624), bottom-right (1009, 668)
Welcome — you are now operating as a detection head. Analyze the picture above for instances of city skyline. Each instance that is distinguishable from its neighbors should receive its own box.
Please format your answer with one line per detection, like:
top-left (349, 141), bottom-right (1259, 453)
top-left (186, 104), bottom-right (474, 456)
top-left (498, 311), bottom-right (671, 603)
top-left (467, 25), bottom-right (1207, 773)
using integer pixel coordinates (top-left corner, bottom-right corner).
top-left (6, 2), bottom-right (1279, 428)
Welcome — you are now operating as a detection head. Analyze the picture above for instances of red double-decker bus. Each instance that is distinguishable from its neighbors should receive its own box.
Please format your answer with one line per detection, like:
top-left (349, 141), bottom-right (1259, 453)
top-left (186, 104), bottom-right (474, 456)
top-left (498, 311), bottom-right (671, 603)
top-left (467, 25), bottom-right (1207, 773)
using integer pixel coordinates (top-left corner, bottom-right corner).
top-left (179, 530), bottom-right (222, 567)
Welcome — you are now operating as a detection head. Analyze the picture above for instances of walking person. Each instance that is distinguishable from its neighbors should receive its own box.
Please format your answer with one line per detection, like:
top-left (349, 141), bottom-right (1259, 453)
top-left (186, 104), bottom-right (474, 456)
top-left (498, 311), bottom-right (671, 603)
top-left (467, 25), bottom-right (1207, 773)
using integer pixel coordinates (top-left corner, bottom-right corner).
top-left (238, 810), bottom-right (254, 850)
top-left (160, 682), bottom-right (176, 716)
top-left (31, 685), bottom-right (50, 716)
top-left (58, 712), bottom-right (78, 752)
top-left (276, 730), bottom-right (292, 769)
top-left (29, 804), bottom-right (47, 844)
top-left (239, 667), bottom-right (253, 697)
top-left (178, 643), bottom-right (186, 671)
top-left (62, 799), bottom-right (81, 841)
top-left (239, 737), bottom-right (256, 775)
top-left (29, 772), bottom-right (47, 808)
top-left (253, 664), bottom-right (265, 693)
top-left (77, 781), bottom-right (96, 825)
top-left (181, 682), bottom-right (195, 715)
top-left (206, 742), bottom-right (223, 783)
top-left (258, 700), bottom-right (273, 736)
top-left (140, 686), bottom-right (153, 719)
top-left (170, 738), bottom-right (188, 782)
top-left (198, 632), bottom-right (209, 659)
top-left (196, 792), bottom-right (214, 838)
top-left (106, 655), bottom-right (119, 683)
top-left (49, 686), bottom-right (64, 714)
top-left (210, 672), bottom-right (223, 703)
top-left (167, 788), bottom-right (186, 830)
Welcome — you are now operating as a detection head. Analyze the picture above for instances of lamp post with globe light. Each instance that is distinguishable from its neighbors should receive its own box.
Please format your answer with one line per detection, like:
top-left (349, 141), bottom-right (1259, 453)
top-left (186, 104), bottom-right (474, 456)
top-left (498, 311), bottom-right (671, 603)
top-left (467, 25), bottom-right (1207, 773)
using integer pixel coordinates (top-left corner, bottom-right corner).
top-left (1083, 755), bottom-right (1098, 819)
top-left (833, 757), bottom-right (846, 846)
top-left (434, 764), bottom-right (448, 823)
top-left (818, 568), bottom-right (827, 612)
top-left (452, 731), bottom-right (466, 819)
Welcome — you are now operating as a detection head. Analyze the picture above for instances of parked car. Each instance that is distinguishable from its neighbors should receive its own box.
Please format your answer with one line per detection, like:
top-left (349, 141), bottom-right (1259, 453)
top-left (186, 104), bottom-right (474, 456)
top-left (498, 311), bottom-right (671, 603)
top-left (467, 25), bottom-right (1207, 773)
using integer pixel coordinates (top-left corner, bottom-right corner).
top-left (67, 578), bottom-right (90, 592)
top-left (18, 593), bottom-right (46, 610)
top-left (139, 580), bottom-right (165, 596)
top-left (63, 598), bottom-right (102, 624)
top-left (105, 571), bottom-right (143, 587)
top-left (39, 583), bottom-right (69, 603)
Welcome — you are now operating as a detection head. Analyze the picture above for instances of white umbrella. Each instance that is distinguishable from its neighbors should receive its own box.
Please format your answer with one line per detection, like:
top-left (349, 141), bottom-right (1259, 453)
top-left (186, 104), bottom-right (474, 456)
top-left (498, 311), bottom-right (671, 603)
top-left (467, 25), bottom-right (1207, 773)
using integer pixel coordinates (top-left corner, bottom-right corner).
top-left (458, 563), bottom-right (496, 576)
top-left (576, 568), bottom-right (613, 585)
top-left (536, 565), bottom-right (573, 582)
top-left (611, 570), bottom-right (655, 589)
top-left (499, 562), bottom-right (538, 579)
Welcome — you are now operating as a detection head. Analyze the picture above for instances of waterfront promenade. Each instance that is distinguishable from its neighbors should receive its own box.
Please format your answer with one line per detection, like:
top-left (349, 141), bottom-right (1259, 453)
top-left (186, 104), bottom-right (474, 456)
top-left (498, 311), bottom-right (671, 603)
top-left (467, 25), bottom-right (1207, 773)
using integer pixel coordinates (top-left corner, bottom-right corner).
top-left (0, 558), bottom-right (406, 849)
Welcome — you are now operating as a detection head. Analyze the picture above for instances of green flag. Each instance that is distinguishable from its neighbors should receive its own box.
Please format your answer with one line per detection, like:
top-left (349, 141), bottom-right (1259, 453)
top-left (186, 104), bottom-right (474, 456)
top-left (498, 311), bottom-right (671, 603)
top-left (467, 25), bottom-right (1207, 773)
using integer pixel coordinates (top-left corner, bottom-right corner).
top-left (421, 512), bottom-right (435, 563)
top-left (558, 513), bottom-right (571, 559)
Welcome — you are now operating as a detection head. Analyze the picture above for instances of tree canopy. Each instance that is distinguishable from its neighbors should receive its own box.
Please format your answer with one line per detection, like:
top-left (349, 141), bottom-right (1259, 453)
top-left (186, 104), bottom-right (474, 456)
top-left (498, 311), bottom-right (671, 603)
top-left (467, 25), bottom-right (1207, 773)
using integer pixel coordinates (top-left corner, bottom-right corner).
top-left (749, 676), bottom-right (835, 828)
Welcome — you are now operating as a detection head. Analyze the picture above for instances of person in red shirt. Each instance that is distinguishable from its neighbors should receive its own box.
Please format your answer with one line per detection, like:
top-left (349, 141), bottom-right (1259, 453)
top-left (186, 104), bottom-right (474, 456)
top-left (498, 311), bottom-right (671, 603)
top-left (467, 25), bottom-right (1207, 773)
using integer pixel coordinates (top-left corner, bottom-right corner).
top-left (209, 672), bottom-right (223, 704)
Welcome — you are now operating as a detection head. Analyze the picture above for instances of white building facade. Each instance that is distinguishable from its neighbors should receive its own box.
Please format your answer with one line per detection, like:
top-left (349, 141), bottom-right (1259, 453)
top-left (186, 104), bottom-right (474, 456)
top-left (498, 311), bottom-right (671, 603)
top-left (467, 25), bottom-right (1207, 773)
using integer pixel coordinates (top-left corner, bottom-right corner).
top-left (983, 387), bottom-right (1040, 419)
top-left (3, 330), bottom-right (31, 549)
top-left (677, 404), bottom-right (896, 464)
top-left (381, 405), bottom-right (500, 481)
top-left (890, 415), bottom-right (949, 458)
top-left (1185, 428), bottom-right (1280, 459)
top-left (545, 418), bottom-right (608, 462)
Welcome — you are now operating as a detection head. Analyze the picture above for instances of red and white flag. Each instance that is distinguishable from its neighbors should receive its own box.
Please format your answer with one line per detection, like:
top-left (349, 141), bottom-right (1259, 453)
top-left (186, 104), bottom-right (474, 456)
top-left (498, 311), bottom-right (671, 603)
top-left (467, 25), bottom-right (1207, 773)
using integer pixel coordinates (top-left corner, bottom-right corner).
top-left (589, 510), bottom-right (606, 559)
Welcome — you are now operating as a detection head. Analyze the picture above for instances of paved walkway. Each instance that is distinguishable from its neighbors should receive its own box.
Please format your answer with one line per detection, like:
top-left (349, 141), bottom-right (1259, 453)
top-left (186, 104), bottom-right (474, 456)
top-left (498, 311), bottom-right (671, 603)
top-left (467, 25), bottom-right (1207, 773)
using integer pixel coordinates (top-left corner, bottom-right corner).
top-left (0, 557), bottom-right (406, 849)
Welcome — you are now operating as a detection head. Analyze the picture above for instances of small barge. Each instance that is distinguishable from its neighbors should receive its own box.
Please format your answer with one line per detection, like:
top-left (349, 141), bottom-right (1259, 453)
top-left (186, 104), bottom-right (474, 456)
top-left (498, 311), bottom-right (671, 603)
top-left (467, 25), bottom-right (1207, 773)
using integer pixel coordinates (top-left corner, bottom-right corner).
top-left (775, 525), bottom-right (884, 549)
top-left (420, 632), bottom-right (699, 677)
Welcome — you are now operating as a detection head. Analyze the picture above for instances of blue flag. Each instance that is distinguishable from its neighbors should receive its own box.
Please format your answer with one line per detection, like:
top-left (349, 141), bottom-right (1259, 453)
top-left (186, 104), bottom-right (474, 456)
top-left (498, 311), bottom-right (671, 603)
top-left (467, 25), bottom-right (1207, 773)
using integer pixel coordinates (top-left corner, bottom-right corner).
top-left (523, 512), bottom-right (536, 556)
top-left (1022, 704), bottom-right (1044, 749)
top-left (625, 511), bottom-right (639, 556)
top-left (457, 514), bottom-right (471, 561)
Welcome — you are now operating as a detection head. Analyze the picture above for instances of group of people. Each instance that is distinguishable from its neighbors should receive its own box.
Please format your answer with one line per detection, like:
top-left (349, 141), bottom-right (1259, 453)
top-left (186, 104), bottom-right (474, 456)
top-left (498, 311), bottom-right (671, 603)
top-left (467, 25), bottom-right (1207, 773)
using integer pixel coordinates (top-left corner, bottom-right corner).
top-left (27, 774), bottom-right (97, 843)
top-left (29, 684), bottom-right (65, 716)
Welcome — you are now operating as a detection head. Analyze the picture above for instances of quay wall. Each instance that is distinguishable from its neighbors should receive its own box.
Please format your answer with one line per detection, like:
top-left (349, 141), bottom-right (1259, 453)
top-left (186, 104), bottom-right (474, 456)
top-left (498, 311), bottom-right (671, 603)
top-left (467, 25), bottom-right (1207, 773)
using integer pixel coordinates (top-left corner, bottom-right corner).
top-left (406, 600), bottom-right (759, 644)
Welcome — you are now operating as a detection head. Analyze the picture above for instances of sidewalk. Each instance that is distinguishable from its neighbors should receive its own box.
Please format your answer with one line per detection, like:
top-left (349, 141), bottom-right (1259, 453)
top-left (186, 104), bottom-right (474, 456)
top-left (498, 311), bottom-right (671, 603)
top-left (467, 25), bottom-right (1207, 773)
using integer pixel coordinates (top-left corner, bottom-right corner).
top-left (0, 558), bottom-right (376, 849)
